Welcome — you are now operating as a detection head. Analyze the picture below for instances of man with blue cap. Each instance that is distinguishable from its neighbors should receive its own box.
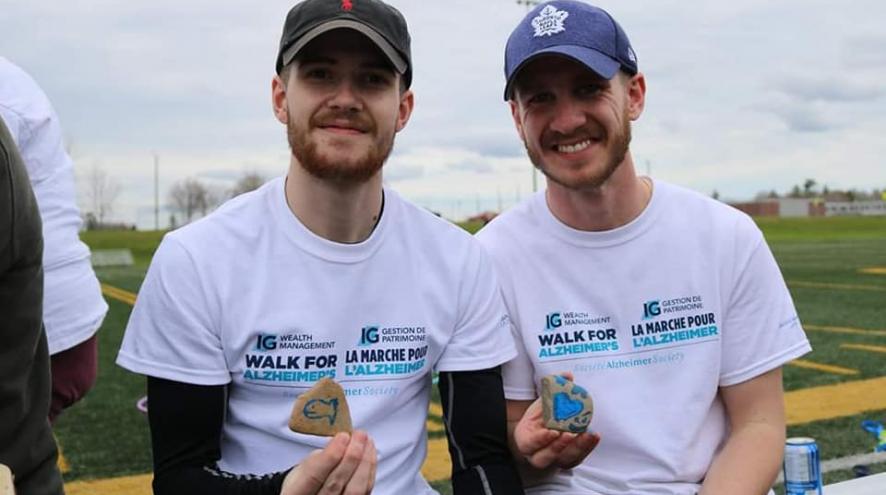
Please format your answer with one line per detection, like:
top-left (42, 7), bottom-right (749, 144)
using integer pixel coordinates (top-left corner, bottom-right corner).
top-left (478, 1), bottom-right (812, 493)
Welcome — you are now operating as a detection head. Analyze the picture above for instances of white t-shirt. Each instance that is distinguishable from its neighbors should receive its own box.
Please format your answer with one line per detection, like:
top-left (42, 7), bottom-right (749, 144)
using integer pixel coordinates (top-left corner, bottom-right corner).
top-left (117, 177), bottom-right (517, 495)
top-left (0, 57), bottom-right (107, 354)
top-left (476, 179), bottom-right (811, 495)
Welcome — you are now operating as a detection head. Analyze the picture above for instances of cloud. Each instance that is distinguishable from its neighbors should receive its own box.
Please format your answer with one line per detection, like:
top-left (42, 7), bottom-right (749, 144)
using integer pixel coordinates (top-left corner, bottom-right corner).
top-left (449, 160), bottom-right (495, 174)
top-left (769, 105), bottom-right (835, 133)
top-left (771, 75), bottom-right (883, 103)
top-left (842, 36), bottom-right (886, 69)
top-left (385, 163), bottom-right (425, 182)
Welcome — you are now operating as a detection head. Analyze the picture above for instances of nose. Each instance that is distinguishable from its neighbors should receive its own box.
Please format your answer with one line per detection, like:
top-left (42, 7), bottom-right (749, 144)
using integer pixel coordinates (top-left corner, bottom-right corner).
top-left (327, 79), bottom-right (362, 113)
top-left (548, 97), bottom-right (587, 136)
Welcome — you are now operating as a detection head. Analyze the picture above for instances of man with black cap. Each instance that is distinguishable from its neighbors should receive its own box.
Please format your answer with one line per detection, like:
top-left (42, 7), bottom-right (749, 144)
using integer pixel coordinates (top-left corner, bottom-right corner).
top-left (477, 1), bottom-right (812, 493)
top-left (117, 1), bottom-right (524, 494)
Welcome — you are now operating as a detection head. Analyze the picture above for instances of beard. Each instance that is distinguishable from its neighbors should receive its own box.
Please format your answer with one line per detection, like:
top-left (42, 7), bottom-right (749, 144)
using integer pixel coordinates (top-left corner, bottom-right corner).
top-left (287, 110), bottom-right (395, 186)
top-left (527, 111), bottom-right (632, 191)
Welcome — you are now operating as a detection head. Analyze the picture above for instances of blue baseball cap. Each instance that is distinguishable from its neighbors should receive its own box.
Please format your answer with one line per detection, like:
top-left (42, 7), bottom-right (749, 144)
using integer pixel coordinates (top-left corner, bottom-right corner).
top-left (504, 1), bottom-right (638, 100)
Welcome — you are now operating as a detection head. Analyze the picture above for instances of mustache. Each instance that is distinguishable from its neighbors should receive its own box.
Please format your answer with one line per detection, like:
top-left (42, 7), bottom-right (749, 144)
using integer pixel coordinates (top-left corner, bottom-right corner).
top-left (542, 127), bottom-right (602, 147)
top-left (310, 110), bottom-right (375, 133)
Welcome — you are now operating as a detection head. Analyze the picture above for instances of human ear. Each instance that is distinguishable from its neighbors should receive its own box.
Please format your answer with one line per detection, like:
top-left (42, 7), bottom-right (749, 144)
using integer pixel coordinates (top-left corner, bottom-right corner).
top-left (271, 75), bottom-right (289, 125)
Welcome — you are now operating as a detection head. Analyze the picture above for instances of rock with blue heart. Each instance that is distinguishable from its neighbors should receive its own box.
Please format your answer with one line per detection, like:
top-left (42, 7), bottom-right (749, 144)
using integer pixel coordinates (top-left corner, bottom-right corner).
top-left (289, 377), bottom-right (353, 436)
top-left (541, 374), bottom-right (593, 433)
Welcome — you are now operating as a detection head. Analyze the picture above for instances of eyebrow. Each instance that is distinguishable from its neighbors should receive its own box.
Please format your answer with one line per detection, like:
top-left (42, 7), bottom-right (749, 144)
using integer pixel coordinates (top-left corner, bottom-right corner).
top-left (298, 56), bottom-right (395, 73)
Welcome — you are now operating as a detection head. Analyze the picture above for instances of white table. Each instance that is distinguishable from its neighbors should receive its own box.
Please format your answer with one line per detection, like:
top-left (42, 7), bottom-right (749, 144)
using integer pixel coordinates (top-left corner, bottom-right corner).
top-left (823, 472), bottom-right (886, 494)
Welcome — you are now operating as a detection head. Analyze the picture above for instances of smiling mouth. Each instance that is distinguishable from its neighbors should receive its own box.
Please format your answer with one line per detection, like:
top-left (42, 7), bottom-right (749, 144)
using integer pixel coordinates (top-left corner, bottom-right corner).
top-left (554, 139), bottom-right (595, 154)
top-left (319, 125), bottom-right (366, 135)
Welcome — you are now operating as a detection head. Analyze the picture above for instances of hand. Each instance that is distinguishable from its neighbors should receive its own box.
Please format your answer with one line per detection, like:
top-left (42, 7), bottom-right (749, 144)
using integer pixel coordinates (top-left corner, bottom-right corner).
top-left (280, 431), bottom-right (377, 495)
top-left (512, 374), bottom-right (600, 470)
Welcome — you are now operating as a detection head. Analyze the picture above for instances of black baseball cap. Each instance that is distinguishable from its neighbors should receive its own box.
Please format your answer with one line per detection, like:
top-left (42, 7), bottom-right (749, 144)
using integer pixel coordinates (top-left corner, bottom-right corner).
top-left (276, 0), bottom-right (412, 88)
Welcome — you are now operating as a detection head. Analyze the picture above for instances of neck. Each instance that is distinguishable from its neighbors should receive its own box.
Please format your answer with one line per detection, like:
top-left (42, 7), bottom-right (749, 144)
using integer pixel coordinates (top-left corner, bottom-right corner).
top-left (545, 153), bottom-right (652, 232)
top-left (284, 158), bottom-right (384, 244)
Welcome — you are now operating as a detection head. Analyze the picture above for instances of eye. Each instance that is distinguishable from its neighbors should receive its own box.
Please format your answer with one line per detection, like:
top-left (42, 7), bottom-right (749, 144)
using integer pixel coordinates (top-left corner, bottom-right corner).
top-left (526, 91), bottom-right (554, 105)
top-left (304, 67), bottom-right (333, 81)
top-left (576, 83), bottom-right (604, 98)
top-left (361, 71), bottom-right (393, 88)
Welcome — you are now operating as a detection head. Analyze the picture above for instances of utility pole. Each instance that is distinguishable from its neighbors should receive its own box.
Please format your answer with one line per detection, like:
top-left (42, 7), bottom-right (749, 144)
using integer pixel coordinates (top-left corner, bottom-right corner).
top-left (153, 152), bottom-right (159, 231)
top-left (516, 0), bottom-right (541, 193)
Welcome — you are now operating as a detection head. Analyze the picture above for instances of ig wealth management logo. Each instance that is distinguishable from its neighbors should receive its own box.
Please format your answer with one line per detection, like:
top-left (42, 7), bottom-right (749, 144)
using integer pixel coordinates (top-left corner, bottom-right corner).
top-left (357, 326), bottom-right (379, 347)
top-left (642, 300), bottom-right (661, 320)
top-left (254, 333), bottom-right (278, 352)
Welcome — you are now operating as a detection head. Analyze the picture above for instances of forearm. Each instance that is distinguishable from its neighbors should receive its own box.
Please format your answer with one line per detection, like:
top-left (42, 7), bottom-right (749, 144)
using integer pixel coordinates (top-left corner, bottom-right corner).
top-left (439, 368), bottom-right (525, 495)
top-left (153, 464), bottom-right (288, 495)
top-left (700, 417), bottom-right (785, 494)
top-left (148, 377), bottom-right (288, 495)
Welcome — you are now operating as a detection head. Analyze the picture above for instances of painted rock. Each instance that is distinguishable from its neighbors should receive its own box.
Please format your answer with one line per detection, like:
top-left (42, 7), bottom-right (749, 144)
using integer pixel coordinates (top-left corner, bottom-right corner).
top-left (289, 377), bottom-right (353, 436)
top-left (0, 464), bottom-right (12, 495)
top-left (540, 374), bottom-right (593, 433)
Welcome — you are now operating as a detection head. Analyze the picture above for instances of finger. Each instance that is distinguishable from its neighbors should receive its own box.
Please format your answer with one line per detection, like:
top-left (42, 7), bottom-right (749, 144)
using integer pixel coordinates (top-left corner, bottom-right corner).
top-left (320, 430), bottom-right (368, 494)
top-left (344, 436), bottom-right (376, 495)
top-left (556, 432), bottom-right (601, 469)
top-left (367, 438), bottom-right (377, 492)
top-left (524, 398), bottom-right (544, 419)
top-left (283, 433), bottom-right (350, 495)
top-left (525, 432), bottom-right (577, 469)
top-left (515, 424), bottom-right (561, 455)
top-left (558, 371), bottom-right (575, 381)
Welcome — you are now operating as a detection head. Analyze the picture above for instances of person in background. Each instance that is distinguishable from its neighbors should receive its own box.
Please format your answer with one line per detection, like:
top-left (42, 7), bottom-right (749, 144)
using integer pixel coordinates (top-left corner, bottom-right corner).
top-left (116, 1), bottom-right (524, 494)
top-left (477, 1), bottom-right (812, 494)
top-left (0, 113), bottom-right (64, 495)
top-left (0, 57), bottom-right (108, 423)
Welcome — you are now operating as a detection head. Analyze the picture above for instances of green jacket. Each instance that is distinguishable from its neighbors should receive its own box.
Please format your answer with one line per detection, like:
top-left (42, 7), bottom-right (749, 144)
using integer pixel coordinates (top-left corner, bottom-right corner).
top-left (0, 116), bottom-right (64, 494)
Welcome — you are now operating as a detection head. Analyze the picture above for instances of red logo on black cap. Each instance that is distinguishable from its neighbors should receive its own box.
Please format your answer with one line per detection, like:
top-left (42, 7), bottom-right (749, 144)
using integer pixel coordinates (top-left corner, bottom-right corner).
top-left (342, 0), bottom-right (353, 11)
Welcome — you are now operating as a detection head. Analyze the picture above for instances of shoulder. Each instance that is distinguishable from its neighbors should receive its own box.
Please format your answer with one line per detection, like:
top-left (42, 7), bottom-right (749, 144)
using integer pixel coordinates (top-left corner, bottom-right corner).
top-left (656, 180), bottom-right (762, 239)
top-left (389, 189), bottom-right (477, 244)
top-left (0, 58), bottom-right (53, 142)
top-left (475, 194), bottom-right (538, 255)
top-left (163, 179), bottom-right (279, 260)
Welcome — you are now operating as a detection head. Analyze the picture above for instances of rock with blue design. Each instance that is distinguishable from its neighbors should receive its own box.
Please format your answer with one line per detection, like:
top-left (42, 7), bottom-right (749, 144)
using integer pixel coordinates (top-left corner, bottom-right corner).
top-left (541, 374), bottom-right (593, 433)
top-left (289, 377), bottom-right (353, 436)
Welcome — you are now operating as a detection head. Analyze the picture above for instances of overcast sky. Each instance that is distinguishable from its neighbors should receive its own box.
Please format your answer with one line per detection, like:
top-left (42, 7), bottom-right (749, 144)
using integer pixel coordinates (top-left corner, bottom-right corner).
top-left (4, 0), bottom-right (885, 228)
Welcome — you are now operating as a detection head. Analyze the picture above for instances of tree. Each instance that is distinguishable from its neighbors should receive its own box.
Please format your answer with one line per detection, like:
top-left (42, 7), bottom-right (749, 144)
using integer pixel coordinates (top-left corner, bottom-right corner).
top-left (84, 165), bottom-right (121, 227)
top-left (168, 177), bottom-right (211, 223)
top-left (229, 171), bottom-right (267, 198)
top-left (803, 178), bottom-right (817, 197)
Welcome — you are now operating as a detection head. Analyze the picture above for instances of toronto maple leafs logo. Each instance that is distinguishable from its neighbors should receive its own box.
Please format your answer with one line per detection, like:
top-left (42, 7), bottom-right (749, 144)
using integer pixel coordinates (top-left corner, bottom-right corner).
top-left (531, 5), bottom-right (569, 37)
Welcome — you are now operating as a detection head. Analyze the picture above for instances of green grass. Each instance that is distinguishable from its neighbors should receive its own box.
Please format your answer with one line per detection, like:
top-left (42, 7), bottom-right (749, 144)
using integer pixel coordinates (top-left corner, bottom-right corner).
top-left (80, 229), bottom-right (166, 269)
top-left (756, 216), bottom-right (886, 242)
top-left (59, 217), bottom-right (886, 486)
top-left (53, 297), bottom-right (152, 480)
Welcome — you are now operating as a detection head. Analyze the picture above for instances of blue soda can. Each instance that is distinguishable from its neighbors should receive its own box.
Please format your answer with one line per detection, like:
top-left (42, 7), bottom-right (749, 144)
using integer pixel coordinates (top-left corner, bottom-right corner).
top-left (783, 437), bottom-right (823, 495)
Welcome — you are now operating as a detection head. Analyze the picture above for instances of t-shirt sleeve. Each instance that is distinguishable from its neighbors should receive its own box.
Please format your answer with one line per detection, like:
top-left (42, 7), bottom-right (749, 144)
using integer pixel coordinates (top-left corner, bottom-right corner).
top-left (116, 235), bottom-right (231, 385)
top-left (501, 322), bottom-right (537, 401)
top-left (435, 242), bottom-right (517, 372)
top-left (719, 226), bottom-right (811, 386)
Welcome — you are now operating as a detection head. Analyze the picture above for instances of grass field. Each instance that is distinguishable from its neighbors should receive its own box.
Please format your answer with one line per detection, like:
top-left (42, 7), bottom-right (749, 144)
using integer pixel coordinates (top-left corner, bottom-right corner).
top-left (55, 215), bottom-right (886, 491)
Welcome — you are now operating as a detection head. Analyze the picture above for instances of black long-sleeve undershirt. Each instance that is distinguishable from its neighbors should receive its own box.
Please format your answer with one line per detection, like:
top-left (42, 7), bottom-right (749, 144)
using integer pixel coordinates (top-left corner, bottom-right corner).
top-left (439, 367), bottom-right (525, 495)
top-left (147, 367), bottom-right (523, 494)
